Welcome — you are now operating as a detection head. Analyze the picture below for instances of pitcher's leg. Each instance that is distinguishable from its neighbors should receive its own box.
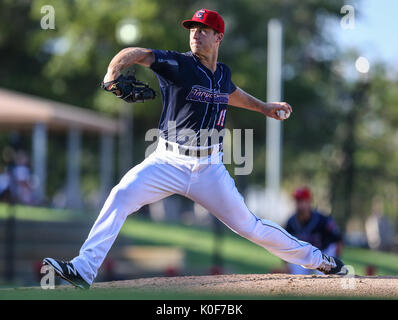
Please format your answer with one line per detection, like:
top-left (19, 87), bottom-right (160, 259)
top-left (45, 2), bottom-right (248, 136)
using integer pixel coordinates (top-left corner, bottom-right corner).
top-left (71, 153), bottom-right (187, 284)
top-left (187, 163), bottom-right (323, 269)
top-left (288, 263), bottom-right (313, 275)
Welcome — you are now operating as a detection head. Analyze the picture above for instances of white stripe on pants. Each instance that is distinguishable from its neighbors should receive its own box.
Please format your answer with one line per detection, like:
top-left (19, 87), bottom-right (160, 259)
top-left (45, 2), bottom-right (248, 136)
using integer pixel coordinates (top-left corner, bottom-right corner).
top-left (72, 141), bottom-right (324, 284)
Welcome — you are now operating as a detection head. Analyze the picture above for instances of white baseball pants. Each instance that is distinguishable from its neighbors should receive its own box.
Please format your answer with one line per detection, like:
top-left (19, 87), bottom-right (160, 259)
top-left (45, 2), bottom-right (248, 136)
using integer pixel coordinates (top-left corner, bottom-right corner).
top-left (72, 138), bottom-right (324, 284)
top-left (288, 243), bottom-right (338, 275)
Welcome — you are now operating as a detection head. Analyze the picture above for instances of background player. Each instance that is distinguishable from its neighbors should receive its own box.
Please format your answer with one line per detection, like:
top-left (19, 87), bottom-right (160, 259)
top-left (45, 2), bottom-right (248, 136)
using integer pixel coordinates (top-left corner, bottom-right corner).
top-left (43, 9), bottom-right (347, 289)
top-left (285, 187), bottom-right (343, 274)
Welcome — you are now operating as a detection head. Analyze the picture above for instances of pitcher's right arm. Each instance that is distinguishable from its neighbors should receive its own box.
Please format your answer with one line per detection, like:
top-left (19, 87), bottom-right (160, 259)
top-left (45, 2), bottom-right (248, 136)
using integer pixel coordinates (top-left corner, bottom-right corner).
top-left (104, 47), bottom-right (155, 82)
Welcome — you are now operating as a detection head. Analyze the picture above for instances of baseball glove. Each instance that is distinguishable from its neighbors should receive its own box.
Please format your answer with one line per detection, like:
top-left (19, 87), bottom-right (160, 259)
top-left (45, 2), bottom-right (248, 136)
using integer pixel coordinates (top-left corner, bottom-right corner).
top-left (101, 74), bottom-right (156, 103)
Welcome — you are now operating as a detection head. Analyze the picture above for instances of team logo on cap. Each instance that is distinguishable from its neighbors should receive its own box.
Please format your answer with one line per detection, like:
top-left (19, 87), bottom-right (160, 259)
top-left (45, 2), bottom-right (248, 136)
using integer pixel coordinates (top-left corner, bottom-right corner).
top-left (195, 9), bottom-right (206, 20)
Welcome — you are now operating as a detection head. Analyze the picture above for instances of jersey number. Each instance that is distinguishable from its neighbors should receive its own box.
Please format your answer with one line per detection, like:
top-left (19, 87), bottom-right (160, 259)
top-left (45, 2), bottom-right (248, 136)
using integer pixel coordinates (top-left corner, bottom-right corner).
top-left (216, 109), bottom-right (227, 127)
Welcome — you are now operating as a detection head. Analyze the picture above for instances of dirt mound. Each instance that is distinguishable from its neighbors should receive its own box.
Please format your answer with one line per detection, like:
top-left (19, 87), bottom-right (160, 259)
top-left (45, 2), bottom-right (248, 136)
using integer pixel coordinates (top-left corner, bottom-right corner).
top-left (87, 274), bottom-right (398, 298)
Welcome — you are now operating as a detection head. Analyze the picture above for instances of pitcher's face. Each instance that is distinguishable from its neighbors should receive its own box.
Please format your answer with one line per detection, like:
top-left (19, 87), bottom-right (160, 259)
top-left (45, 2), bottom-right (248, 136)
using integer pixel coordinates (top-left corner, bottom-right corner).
top-left (189, 23), bottom-right (222, 55)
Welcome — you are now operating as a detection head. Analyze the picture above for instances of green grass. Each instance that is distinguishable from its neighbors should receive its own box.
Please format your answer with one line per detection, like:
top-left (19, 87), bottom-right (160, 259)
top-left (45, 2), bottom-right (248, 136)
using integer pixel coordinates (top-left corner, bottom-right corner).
top-left (341, 247), bottom-right (398, 275)
top-left (120, 218), bottom-right (284, 274)
top-left (119, 218), bottom-right (398, 276)
top-left (2, 204), bottom-right (398, 299)
top-left (1, 287), bottom-right (382, 300)
top-left (2, 203), bottom-right (398, 276)
top-left (0, 203), bottom-right (83, 222)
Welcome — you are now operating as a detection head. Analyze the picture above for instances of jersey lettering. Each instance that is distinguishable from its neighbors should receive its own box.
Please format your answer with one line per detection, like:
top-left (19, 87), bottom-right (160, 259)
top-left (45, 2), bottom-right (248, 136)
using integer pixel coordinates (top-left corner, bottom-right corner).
top-left (186, 85), bottom-right (229, 104)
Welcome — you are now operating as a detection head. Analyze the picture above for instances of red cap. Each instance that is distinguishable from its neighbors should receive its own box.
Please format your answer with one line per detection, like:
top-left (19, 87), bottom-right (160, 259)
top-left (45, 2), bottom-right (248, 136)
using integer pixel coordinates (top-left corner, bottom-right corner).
top-left (182, 9), bottom-right (225, 34)
top-left (293, 187), bottom-right (312, 201)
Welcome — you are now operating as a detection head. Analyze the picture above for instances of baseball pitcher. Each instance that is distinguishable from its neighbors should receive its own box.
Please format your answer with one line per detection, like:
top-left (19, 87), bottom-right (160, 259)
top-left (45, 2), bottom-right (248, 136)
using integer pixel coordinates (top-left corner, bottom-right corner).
top-left (43, 9), bottom-right (347, 289)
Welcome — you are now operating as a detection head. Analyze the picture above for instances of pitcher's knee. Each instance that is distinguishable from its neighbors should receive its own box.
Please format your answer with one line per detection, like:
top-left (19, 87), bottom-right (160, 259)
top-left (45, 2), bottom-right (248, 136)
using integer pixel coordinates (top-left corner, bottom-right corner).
top-left (109, 185), bottom-right (142, 215)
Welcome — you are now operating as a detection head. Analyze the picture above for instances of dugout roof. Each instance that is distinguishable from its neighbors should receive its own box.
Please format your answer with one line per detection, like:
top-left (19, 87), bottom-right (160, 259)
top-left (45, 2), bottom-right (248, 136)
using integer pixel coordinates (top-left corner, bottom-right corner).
top-left (0, 88), bottom-right (119, 134)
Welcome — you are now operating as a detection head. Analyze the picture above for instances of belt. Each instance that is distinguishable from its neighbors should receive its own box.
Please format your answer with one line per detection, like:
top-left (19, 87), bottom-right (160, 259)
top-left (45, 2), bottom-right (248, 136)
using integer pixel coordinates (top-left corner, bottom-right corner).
top-left (164, 141), bottom-right (216, 158)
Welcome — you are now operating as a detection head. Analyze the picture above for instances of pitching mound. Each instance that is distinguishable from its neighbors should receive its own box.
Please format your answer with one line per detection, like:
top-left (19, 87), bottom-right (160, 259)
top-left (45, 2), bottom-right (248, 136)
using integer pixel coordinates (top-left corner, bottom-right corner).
top-left (81, 274), bottom-right (398, 298)
top-left (5, 274), bottom-right (398, 299)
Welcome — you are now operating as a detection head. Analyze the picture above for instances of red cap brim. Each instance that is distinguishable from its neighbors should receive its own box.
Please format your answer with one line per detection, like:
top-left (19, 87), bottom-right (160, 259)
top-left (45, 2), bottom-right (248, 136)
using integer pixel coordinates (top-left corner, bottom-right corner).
top-left (182, 19), bottom-right (213, 31)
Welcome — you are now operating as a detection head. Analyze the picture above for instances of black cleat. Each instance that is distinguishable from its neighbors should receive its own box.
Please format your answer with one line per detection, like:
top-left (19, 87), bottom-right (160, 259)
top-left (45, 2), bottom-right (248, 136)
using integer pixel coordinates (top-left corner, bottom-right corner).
top-left (43, 258), bottom-right (90, 289)
top-left (317, 254), bottom-right (348, 275)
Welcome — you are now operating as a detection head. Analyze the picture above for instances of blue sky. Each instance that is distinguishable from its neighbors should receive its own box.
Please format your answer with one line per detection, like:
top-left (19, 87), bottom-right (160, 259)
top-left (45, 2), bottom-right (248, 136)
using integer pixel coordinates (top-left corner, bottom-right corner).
top-left (332, 0), bottom-right (398, 72)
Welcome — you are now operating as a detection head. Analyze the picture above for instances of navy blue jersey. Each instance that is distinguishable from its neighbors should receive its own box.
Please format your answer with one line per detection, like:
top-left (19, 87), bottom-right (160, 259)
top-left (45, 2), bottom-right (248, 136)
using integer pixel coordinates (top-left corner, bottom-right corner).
top-left (149, 49), bottom-right (236, 146)
top-left (285, 210), bottom-right (342, 251)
